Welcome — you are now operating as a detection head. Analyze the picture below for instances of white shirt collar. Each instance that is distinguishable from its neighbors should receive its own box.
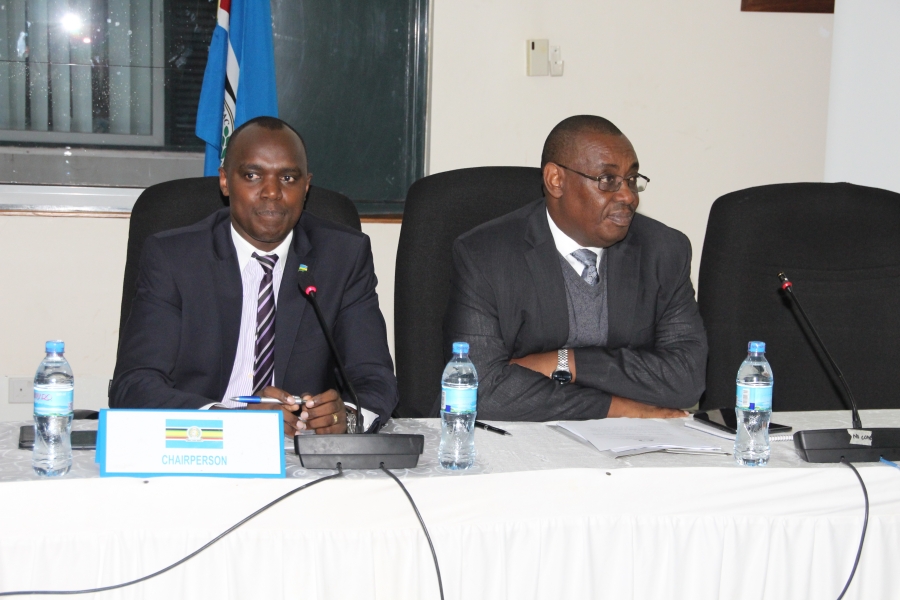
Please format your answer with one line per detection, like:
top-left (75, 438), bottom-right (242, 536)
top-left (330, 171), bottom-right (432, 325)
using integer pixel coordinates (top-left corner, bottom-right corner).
top-left (546, 209), bottom-right (603, 268)
top-left (230, 224), bottom-right (293, 272)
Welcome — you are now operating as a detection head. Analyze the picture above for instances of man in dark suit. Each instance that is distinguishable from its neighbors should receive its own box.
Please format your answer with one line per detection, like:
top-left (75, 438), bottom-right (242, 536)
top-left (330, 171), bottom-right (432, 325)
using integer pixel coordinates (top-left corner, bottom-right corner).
top-left (443, 115), bottom-right (707, 421)
top-left (111, 117), bottom-right (397, 434)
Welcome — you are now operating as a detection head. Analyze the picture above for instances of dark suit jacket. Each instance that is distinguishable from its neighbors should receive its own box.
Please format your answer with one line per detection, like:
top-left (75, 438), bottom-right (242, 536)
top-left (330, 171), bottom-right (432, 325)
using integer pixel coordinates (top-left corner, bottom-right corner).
top-left (111, 208), bottom-right (398, 425)
top-left (443, 198), bottom-right (707, 421)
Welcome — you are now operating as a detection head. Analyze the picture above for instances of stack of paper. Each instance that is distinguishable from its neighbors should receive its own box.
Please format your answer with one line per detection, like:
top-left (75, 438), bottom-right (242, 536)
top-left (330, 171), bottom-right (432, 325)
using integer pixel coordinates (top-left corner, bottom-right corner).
top-left (553, 418), bottom-right (727, 458)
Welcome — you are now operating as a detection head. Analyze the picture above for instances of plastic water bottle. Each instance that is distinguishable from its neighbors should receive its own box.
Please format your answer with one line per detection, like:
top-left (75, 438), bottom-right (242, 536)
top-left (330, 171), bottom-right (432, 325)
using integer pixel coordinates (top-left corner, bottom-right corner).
top-left (734, 341), bottom-right (773, 467)
top-left (33, 340), bottom-right (74, 477)
top-left (439, 342), bottom-right (478, 469)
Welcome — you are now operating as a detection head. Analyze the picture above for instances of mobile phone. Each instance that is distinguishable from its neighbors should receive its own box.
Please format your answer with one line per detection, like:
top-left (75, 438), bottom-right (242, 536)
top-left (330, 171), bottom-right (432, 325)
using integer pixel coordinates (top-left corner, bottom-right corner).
top-left (18, 426), bottom-right (97, 450)
top-left (693, 409), bottom-right (792, 435)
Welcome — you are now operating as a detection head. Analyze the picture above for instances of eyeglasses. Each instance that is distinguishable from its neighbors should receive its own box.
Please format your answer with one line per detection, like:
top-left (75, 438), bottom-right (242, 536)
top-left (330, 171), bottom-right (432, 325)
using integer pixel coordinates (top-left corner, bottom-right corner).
top-left (555, 163), bottom-right (649, 193)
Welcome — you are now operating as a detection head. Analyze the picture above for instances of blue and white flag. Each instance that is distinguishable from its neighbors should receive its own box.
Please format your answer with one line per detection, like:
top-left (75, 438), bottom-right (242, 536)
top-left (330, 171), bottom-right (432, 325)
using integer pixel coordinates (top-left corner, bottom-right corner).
top-left (195, 0), bottom-right (278, 176)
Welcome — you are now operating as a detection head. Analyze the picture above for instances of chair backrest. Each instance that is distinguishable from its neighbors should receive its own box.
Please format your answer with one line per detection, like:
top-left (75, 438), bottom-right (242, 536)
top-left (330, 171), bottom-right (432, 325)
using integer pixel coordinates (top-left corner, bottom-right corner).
top-left (394, 166), bottom-right (544, 417)
top-left (119, 176), bottom-right (360, 345)
top-left (697, 182), bottom-right (900, 412)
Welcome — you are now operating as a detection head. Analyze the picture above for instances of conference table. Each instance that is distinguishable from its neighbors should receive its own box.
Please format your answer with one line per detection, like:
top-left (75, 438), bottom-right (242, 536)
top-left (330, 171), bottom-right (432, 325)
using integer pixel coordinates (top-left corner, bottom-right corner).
top-left (1, 410), bottom-right (898, 600)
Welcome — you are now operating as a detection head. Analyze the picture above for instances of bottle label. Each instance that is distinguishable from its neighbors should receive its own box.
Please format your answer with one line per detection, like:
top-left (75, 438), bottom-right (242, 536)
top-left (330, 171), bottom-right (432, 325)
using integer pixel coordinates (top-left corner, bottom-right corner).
top-left (736, 384), bottom-right (772, 411)
top-left (442, 386), bottom-right (477, 414)
top-left (34, 387), bottom-right (74, 416)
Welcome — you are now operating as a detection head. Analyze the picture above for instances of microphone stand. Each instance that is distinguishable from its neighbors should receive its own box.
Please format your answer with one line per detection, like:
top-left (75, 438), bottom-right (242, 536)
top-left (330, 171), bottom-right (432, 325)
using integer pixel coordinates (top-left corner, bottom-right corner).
top-left (302, 285), bottom-right (363, 434)
top-left (779, 273), bottom-right (862, 430)
top-left (778, 272), bottom-right (900, 462)
top-left (293, 267), bottom-right (424, 469)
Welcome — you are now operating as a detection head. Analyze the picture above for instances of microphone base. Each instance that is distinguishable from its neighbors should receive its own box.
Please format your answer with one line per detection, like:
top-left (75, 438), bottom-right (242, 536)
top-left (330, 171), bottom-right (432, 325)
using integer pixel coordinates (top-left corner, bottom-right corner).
top-left (295, 433), bottom-right (425, 470)
top-left (793, 428), bottom-right (900, 463)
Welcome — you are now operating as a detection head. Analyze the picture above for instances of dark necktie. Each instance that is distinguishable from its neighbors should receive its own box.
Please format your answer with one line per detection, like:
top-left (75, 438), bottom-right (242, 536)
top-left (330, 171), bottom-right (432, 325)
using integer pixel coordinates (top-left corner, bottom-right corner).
top-left (252, 252), bottom-right (278, 394)
top-left (571, 248), bottom-right (599, 286)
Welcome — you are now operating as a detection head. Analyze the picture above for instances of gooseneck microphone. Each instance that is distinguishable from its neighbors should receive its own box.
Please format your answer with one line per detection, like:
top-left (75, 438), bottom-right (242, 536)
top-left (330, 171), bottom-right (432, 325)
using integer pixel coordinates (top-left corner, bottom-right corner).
top-left (297, 269), bottom-right (363, 433)
top-left (778, 273), bottom-right (863, 430)
top-left (293, 265), bottom-right (424, 469)
top-left (777, 272), bottom-right (900, 463)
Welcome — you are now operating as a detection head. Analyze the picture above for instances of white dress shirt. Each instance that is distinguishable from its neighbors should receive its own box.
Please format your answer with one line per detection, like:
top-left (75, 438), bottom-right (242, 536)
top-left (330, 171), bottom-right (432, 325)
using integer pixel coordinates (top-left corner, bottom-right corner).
top-left (208, 226), bottom-right (377, 431)
top-left (546, 209), bottom-right (604, 274)
top-left (214, 226), bottom-right (292, 408)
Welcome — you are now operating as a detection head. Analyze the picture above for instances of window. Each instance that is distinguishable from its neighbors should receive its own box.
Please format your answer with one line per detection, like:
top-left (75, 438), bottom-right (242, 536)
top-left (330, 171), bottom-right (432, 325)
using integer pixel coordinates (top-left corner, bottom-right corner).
top-left (0, 0), bottom-right (428, 216)
top-left (0, 0), bottom-right (167, 146)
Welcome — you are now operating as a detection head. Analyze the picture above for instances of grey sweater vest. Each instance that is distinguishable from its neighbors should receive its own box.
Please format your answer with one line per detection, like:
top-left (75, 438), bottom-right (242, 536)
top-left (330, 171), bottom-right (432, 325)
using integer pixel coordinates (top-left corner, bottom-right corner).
top-left (559, 252), bottom-right (609, 348)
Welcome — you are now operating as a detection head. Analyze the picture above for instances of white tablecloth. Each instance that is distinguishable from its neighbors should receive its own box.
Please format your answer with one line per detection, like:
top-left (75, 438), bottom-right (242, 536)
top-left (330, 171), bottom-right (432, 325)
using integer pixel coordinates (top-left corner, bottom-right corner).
top-left (1, 411), bottom-right (898, 599)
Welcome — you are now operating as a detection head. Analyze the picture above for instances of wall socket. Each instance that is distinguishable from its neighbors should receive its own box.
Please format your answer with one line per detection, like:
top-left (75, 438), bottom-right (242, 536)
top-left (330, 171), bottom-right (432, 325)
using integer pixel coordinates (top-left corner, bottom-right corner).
top-left (9, 378), bottom-right (33, 404)
top-left (526, 39), bottom-right (550, 76)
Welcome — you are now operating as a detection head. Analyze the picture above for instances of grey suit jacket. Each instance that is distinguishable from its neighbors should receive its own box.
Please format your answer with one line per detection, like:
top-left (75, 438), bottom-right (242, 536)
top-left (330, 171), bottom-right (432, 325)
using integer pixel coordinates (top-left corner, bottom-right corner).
top-left (442, 198), bottom-right (707, 421)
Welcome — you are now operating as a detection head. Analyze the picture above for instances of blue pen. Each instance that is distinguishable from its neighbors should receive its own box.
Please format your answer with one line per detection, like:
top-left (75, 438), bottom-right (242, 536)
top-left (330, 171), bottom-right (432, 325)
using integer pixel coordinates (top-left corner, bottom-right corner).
top-left (230, 395), bottom-right (307, 406)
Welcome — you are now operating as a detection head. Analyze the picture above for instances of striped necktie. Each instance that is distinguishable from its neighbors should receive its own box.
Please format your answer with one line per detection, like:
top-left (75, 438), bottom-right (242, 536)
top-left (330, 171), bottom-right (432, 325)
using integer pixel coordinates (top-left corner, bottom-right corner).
top-left (252, 252), bottom-right (278, 394)
top-left (571, 248), bottom-right (599, 286)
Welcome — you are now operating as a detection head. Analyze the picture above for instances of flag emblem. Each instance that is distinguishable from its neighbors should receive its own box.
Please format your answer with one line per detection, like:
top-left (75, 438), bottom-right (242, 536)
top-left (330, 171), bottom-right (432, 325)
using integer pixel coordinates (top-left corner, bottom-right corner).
top-left (298, 264), bottom-right (308, 272)
top-left (195, 0), bottom-right (279, 176)
top-left (165, 419), bottom-right (224, 449)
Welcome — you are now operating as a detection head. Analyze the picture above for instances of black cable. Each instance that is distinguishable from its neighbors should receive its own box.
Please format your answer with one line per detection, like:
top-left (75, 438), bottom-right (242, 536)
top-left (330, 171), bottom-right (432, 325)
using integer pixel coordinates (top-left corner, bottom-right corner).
top-left (0, 467), bottom-right (344, 597)
top-left (380, 463), bottom-right (444, 600)
top-left (836, 458), bottom-right (868, 600)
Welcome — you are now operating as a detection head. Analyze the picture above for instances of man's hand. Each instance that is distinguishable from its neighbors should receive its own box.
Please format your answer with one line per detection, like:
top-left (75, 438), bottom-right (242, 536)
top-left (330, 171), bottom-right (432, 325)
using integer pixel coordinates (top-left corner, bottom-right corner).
top-left (607, 395), bottom-right (688, 419)
top-left (246, 386), bottom-right (305, 435)
top-left (298, 389), bottom-right (348, 435)
top-left (510, 349), bottom-right (576, 380)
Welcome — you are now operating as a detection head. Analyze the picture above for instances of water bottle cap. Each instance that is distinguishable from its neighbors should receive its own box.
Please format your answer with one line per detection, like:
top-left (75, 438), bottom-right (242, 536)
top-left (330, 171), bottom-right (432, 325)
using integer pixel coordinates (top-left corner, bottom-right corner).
top-left (452, 342), bottom-right (469, 354)
top-left (45, 340), bottom-right (64, 353)
top-left (748, 341), bottom-right (765, 353)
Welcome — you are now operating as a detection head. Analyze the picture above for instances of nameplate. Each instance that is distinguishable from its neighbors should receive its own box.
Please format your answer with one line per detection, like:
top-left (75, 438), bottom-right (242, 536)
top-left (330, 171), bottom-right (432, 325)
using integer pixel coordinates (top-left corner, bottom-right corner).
top-left (96, 409), bottom-right (285, 478)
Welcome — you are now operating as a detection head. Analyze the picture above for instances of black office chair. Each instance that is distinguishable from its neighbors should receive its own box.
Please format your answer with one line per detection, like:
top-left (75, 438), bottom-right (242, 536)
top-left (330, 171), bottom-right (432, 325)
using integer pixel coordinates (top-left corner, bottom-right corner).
top-left (394, 166), bottom-right (544, 417)
top-left (697, 182), bottom-right (900, 412)
top-left (119, 176), bottom-right (360, 346)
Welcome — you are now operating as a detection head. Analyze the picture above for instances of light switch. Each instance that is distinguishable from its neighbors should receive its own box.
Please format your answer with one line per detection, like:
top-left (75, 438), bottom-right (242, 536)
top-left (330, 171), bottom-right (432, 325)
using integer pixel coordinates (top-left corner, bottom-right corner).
top-left (550, 45), bottom-right (564, 77)
top-left (526, 39), bottom-right (549, 76)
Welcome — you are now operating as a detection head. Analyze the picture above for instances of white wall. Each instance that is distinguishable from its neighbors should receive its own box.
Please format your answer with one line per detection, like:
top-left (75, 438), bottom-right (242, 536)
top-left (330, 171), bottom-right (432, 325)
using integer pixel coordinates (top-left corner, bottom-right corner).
top-left (824, 0), bottom-right (900, 192)
top-left (362, 222), bottom-right (402, 361)
top-left (429, 0), bottom-right (834, 284)
top-left (0, 215), bottom-right (128, 420)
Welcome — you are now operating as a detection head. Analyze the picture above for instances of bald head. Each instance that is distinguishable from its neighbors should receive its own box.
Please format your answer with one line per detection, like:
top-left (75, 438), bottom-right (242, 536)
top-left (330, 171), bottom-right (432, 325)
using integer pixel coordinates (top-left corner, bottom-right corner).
top-left (223, 116), bottom-right (308, 173)
top-left (541, 115), bottom-right (624, 168)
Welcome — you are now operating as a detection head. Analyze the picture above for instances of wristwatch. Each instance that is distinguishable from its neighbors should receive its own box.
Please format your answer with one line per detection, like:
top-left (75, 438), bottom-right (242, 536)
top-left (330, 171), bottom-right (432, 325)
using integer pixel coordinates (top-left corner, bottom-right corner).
top-left (551, 349), bottom-right (572, 385)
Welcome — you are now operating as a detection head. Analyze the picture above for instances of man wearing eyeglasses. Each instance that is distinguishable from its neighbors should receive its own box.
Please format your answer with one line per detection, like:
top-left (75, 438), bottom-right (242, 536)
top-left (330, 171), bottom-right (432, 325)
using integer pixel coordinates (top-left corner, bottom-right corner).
top-left (442, 115), bottom-right (707, 420)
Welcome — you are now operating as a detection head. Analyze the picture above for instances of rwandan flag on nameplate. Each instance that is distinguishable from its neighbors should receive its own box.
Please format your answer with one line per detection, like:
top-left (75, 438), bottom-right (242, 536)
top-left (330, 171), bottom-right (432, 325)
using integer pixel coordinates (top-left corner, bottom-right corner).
top-left (195, 0), bottom-right (278, 177)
